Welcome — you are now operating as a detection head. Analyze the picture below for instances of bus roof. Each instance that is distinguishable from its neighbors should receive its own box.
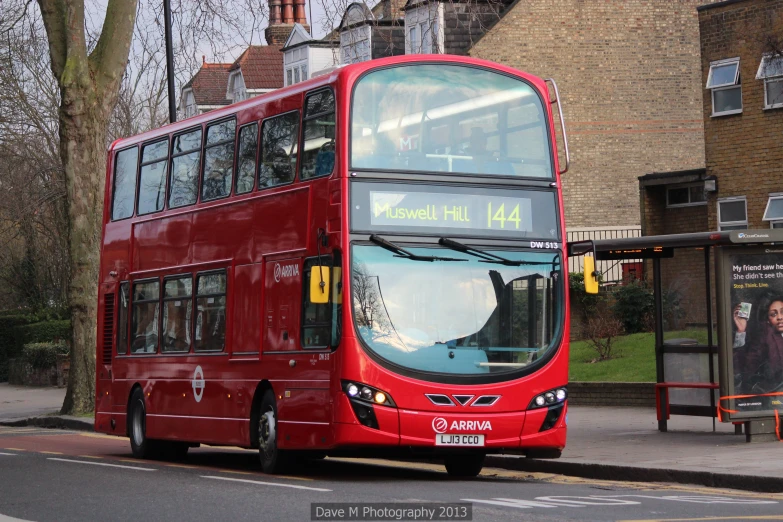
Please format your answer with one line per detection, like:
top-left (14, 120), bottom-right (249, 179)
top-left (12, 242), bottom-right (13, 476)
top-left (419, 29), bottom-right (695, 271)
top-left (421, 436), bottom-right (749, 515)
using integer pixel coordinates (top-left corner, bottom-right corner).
top-left (109, 54), bottom-right (547, 153)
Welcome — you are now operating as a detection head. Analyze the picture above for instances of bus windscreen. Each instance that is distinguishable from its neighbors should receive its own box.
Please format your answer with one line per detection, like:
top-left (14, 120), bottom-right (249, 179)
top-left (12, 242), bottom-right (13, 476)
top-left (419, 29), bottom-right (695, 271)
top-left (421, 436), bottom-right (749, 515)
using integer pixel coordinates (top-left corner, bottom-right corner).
top-left (351, 64), bottom-right (553, 178)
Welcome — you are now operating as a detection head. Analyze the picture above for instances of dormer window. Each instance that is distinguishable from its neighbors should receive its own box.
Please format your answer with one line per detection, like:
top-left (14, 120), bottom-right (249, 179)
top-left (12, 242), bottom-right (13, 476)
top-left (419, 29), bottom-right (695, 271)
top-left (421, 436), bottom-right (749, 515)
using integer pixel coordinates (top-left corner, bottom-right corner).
top-left (341, 25), bottom-right (371, 64)
top-left (227, 70), bottom-right (248, 102)
top-left (706, 58), bottom-right (742, 116)
top-left (405, 4), bottom-right (442, 55)
top-left (284, 47), bottom-right (309, 86)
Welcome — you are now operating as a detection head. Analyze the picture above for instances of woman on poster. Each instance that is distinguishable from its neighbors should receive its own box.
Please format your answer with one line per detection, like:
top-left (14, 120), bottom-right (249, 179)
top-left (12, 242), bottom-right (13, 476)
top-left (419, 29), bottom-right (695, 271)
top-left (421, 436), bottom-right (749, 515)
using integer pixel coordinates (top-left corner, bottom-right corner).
top-left (733, 295), bottom-right (783, 394)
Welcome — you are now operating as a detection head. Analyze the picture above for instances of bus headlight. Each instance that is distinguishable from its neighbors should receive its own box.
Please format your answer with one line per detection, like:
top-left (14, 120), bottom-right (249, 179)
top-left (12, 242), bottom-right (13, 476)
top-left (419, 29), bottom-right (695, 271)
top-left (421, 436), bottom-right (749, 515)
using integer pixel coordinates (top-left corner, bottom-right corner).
top-left (341, 381), bottom-right (396, 407)
top-left (528, 387), bottom-right (567, 410)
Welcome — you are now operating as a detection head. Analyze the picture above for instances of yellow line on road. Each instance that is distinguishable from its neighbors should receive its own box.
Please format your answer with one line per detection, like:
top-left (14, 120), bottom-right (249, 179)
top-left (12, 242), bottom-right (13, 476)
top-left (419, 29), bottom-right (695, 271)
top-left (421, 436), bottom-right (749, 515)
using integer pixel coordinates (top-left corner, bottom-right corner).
top-left (617, 515), bottom-right (783, 522)
top-left (218, 469), bottom-right (252, 475)
top-left (40, 451), bottom-right (63, 455)
top-left (165, 463), bottom-right (197, 469)
top-left (78, 455), bottom-right (103, 459)
top-left (3, 448), bottom-right (25, 451)
top-left (79, 433), bottom-right (124, 440)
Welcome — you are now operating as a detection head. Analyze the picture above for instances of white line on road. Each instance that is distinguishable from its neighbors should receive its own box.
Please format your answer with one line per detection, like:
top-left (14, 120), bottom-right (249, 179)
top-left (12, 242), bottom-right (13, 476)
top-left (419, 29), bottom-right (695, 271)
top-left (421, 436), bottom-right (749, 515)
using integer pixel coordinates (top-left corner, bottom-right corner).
top-left (0, 452), bottom-right (17, 456)
top-left (47, 457), bottom-right (156, 471)
top-left (202, 475), bottom-right (332, 492)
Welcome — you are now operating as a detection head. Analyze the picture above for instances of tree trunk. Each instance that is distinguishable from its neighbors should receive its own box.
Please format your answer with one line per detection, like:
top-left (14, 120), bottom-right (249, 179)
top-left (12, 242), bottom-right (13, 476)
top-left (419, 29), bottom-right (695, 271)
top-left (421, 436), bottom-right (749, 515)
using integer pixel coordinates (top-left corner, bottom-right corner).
top-left (59, 94), bottom-right (107, 415)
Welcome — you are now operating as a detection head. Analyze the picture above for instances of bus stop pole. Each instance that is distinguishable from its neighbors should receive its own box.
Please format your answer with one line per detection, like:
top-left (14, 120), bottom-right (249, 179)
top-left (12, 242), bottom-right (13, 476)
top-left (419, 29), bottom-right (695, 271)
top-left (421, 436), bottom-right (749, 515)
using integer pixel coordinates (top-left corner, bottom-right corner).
top-left (705, 247), bottom-right (716, 432)
top-left (654, 258), bottom-right (666, 432)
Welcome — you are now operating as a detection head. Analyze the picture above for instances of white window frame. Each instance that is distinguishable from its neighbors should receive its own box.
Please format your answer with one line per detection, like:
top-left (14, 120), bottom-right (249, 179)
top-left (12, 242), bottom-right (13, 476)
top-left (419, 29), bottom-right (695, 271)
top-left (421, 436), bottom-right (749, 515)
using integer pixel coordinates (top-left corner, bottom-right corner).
top-left (757, 54), bottom-right (783, 109)
top-left (707, 58), bottom-right (742, 117)
top-left (665, 183), bottom-right (707, 208)
top-left (717, 196), bottom-right (748, 231)
top-left (405, 4), bottom-right (443, 55)
top-left (763, 193), bottom-right (783, 225)
top-left (227, 70), bottom-right (247, 103)
top-left (340, 25), bottom-right (371, 65)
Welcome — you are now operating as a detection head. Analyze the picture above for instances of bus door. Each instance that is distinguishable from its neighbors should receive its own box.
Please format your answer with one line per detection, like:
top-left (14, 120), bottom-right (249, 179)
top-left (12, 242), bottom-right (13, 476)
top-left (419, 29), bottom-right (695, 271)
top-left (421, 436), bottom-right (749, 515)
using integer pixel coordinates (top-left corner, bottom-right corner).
top-left (263, 256), bottom-right (332, 448)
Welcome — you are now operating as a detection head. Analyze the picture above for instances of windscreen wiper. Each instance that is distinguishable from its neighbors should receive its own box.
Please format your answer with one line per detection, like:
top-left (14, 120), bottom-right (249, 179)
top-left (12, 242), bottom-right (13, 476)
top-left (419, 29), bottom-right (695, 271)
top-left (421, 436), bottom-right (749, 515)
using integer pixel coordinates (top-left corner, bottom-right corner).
top-left (369, 235), bottom-right (466, 262)
top-left (438, 237), bottom-right (552, 266)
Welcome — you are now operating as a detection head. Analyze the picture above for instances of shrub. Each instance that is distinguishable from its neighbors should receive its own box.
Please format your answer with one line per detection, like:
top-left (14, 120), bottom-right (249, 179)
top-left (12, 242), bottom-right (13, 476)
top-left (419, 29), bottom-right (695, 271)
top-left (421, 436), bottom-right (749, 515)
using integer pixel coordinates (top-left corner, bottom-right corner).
top-left (22, 342), bottom-right (69, 370)
top-left (13, 320), bottom-right (71, 351)
top-left (612, 281), bottom-right (655, 334)
top-left (0, 314), bottom-right (35, 381)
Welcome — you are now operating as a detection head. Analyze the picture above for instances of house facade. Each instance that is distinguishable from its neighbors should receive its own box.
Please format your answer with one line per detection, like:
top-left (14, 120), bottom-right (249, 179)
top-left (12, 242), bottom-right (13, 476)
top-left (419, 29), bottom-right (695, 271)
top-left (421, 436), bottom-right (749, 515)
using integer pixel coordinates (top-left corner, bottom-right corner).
top-left (338, 1), bottom-right (406, 65)
top-left (226, 46), bottom-right (285, 104)
top-left (468, 0), bottom-right (720, 240)
top-left (179, 61), bottom-right (232, 119)
top-left (281, 23), bottom-right (339, 85)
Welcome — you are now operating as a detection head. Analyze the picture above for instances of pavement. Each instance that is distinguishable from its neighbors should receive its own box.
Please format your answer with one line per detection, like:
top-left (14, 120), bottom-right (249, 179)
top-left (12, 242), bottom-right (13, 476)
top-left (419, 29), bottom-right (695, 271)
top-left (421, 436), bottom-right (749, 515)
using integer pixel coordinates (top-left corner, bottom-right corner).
top-left (1, 383), bottom-right (782, 492)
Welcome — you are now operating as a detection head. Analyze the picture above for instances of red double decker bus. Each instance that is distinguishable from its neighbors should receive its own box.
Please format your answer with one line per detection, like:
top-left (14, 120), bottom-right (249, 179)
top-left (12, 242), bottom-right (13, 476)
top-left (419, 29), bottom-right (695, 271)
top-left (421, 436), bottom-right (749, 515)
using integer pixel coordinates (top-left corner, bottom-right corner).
top-left (96, 54), bottom-right (572, 477)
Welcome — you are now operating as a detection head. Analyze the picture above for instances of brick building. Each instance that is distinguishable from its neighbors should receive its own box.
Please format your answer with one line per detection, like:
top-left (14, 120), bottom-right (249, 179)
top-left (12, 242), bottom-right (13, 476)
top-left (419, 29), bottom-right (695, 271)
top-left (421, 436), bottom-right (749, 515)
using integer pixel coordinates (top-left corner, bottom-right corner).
top-left (468, 0), bottom-right (718, 236)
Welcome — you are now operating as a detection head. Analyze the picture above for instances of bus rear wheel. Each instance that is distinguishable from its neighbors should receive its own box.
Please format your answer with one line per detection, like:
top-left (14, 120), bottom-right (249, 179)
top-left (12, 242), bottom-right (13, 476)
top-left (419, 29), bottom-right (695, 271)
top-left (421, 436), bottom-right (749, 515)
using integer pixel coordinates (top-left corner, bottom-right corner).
top-left (129, 388), bottom-right (163, 459)
top-left (258, 391), bottom-right (288, 474)
top-left (444, 454), bottom-right (485, 478)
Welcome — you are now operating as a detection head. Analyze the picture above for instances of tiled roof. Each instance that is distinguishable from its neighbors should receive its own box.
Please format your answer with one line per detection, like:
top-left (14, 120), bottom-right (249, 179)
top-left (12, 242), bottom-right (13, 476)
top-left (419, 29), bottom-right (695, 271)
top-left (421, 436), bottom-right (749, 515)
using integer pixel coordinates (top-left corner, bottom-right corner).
top-left (229, 46), bottom-right (284, 90)
top-left (182, 63), bottom-right (232, 107)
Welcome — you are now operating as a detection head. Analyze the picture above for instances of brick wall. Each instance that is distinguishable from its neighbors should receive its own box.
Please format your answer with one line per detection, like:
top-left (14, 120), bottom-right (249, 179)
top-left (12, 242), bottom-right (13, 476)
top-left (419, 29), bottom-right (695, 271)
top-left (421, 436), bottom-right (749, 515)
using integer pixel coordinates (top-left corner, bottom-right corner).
top-left (699, 0), bottom-right (783, 230)
top-left (372, 25), bottom-right (406, 59)
top-left (469, 0), bottom-right (721, 229)
top-left (568, 382), bottom-right (656, 407)
top-left (443, 3), bottom-right (501, 56)
top-left (641, 184), bottom-right (710, 324)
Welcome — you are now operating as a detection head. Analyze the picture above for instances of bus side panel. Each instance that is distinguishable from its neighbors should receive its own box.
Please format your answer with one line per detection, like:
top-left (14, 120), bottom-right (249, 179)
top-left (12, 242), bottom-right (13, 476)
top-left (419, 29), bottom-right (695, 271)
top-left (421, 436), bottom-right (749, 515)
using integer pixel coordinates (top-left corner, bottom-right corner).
top-left (132, 214), bottom-right (193, 271)
top-left (252, 186), bottom-right (310, 257)
top-left (191, 202), bottom-right (254, 265)
top-left (232, 263), bottom-right (263, 355)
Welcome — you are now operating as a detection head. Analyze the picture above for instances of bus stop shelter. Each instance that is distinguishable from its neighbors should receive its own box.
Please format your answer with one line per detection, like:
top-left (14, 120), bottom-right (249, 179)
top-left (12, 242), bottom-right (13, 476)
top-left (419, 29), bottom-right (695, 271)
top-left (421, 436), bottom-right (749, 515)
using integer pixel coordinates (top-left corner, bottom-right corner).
top-left (569, 229), bottom-right (783, 440)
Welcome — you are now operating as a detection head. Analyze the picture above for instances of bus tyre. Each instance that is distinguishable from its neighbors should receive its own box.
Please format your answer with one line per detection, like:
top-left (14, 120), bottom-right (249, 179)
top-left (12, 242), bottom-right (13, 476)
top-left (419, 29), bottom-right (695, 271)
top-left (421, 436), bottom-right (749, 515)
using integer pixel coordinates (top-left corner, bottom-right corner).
top-left (258, 391), bottom-right (287, 474)
top-left (129, 388), bottom-right (162, 459)
top-left (444, 454), bottom-right (485, 478)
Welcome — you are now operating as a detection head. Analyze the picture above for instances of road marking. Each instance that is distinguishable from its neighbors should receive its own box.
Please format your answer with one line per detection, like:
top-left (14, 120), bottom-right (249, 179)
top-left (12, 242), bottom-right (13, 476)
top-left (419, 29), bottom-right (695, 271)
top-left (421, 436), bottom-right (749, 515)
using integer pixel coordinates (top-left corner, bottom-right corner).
top-left (165, 463), bottom-right (196, 469)
top-left (40, 451), bottom-right (63, 455)
top-left (202, 475), bottom-right (332, 492)
top-left (47, 457), bottom-right (156, 471)
top-left (3, 448), bottom-right (25, 451)
top-left (78, 433), bottom-right (124, 440)
top-left (618, 515), bottom-right (783, 522)
top-left (217, 469), bottom-right (252, 475)
top-left (77, 455), bottom-right (103, 459)
top-left (0, 452), bottom-right (17, 456)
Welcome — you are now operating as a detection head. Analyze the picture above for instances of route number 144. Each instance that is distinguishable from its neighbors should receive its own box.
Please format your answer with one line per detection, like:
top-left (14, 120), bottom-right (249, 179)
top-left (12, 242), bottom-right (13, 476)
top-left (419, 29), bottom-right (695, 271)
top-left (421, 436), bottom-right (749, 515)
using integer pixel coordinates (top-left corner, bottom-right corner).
top-left (487, 202), bottom-right (521, 229)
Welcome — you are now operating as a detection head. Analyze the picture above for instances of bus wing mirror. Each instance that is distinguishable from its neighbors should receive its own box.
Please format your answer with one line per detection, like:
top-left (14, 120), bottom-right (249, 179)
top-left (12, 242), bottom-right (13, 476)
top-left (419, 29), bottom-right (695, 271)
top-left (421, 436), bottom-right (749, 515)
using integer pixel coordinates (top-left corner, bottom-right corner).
top-left (583, 256), bottom-right (599, 294)
top-left (309, 266), bottom-right (331, 304)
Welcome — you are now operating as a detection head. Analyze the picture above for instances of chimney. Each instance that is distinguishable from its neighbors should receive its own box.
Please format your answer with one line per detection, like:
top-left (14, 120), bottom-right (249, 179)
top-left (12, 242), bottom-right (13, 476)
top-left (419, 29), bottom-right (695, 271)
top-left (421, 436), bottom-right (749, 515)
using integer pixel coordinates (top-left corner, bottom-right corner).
top-left (265, 0), bottom-right (310, 47)
top-left (382, 0), bottom-right (406, 20)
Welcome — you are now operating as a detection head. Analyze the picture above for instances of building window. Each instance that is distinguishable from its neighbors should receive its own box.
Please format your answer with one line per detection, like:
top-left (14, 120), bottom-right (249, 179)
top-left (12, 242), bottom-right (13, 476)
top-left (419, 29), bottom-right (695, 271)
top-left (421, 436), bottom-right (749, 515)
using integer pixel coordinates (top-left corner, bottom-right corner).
top-left (195, 271), bottom-right (227, 352)
top-left (718, 197), bottom-right (748, 231)
top-left (409, 25), bottom-right (419, 53)
top-left (162, 276), bottom-right (193, 353)
top-left (763, 194), bottom-right (783, 227)
top-left (341, 25), bottom-right (371, 64)
top-left (757, 54), bottom-right (783, 109)
top-left (666, 183), bottom-right (706, 208)
top-left (707, 58), bottom-right (742, 116)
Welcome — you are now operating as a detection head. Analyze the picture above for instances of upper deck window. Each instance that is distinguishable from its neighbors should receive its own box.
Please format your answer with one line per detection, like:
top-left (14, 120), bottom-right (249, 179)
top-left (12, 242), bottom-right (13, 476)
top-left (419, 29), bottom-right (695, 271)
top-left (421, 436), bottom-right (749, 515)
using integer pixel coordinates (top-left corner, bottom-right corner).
top-left (138, 139), bottom-right (169, 215)
top-left (202, 119), bottom-right (236, 201)
top-left (169, 127), bottom-right (203, 209)
top-left (112, 147), bottom-right (138, 221)
top-left (351, 64), bottom-right (552, 178)
top-left (300, 89), bottom-right (336, 180)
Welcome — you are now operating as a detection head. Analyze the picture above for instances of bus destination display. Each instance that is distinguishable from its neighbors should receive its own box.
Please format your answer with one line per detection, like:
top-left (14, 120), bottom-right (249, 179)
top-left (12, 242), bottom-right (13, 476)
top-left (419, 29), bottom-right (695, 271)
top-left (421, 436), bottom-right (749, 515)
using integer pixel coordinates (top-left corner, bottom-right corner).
top-left (351, 182), bottom-right (560, 239)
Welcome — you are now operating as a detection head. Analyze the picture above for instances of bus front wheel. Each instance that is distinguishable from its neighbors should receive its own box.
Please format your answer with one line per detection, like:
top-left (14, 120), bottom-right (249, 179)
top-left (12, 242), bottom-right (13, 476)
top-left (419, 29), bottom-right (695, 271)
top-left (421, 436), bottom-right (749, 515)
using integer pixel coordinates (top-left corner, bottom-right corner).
top-left (258, 390), bottom-right (288, 474)
top-left (444, 454), bottom-right (485, 478)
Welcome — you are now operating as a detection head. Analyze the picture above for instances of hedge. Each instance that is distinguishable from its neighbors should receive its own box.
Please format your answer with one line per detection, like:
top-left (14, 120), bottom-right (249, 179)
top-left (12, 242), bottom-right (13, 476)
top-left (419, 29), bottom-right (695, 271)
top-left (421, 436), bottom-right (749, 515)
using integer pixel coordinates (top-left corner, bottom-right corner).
top-left (22, 342), bottom-right (69, 370)
top-left (0, 315), bottom-right (35, 381)
top-left (0, 319), bottom-right (71, 382)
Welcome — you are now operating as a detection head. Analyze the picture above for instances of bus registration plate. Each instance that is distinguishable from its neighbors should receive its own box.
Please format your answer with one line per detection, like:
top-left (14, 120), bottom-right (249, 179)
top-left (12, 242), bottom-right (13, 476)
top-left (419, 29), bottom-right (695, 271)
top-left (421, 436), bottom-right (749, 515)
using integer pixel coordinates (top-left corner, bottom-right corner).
top-left (435, 434), bottom-right (485, 446)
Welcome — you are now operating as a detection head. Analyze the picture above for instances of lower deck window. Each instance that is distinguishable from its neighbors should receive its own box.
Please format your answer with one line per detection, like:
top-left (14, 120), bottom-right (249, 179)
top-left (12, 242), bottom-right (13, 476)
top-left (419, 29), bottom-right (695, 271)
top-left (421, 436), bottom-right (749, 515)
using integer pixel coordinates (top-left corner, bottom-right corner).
top-left (132, 280), bottom-right (160, 353)
top-left (195, 272), bottom-right (227, 352)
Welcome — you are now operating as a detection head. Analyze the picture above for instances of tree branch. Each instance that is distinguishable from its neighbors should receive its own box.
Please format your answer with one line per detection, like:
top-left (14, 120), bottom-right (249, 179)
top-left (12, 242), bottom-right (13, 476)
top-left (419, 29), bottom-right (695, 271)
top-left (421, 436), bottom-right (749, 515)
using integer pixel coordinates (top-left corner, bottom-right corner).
top-left (36, 0), bottom-right (68, 79)
top-left (88, 0), bottom-right (138, 95)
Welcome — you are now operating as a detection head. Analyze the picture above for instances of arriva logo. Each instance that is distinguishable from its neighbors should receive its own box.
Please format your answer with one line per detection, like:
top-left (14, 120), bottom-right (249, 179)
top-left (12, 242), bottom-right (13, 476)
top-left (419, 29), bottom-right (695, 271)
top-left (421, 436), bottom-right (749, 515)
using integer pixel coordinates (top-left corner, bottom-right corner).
top-left (431, 417), bottom-right (492, 433)
top-left (274, 263), bottom-right (300, 282)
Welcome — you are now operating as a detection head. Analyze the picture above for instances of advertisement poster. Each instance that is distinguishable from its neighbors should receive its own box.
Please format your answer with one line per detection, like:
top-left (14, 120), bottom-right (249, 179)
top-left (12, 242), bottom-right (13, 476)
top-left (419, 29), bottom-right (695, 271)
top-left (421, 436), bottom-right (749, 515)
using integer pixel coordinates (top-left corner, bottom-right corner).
top-left (725, 249), bottom-right (783, 414)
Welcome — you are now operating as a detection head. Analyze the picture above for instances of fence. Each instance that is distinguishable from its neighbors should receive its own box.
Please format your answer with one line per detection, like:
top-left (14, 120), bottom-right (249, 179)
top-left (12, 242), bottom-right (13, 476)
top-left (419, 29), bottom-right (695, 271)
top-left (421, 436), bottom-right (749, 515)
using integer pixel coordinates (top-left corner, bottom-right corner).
top-left (567, 226), bottom-right (643, 284)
